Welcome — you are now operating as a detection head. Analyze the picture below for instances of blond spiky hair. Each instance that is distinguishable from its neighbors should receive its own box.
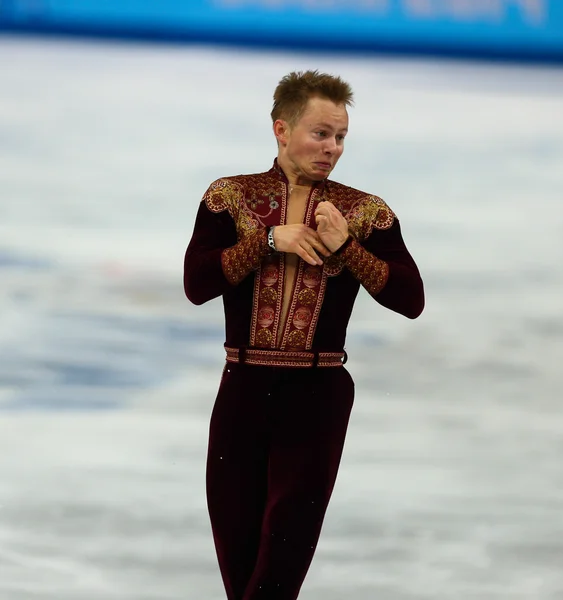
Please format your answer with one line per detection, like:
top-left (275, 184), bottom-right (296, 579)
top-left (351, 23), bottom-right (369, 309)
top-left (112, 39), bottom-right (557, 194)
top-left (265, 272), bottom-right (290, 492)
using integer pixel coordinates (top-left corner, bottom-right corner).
top-left (271, 70), bottom-right (354, 126)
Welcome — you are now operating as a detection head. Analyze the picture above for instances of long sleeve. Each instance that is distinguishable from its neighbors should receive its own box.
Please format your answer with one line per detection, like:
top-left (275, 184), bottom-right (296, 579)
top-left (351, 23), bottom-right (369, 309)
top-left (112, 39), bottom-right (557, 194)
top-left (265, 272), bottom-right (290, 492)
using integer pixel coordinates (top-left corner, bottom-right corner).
top-left (341, 219), bottom-right (424, 319)
top-left (183, 200), bottom-right (271, 305)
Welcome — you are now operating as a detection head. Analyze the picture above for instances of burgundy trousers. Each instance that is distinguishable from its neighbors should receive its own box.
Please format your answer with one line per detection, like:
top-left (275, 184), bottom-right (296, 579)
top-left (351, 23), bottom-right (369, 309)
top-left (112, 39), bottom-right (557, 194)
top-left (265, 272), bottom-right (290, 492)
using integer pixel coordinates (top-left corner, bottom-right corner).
top-left (206, 362), bottom-right (355, 600)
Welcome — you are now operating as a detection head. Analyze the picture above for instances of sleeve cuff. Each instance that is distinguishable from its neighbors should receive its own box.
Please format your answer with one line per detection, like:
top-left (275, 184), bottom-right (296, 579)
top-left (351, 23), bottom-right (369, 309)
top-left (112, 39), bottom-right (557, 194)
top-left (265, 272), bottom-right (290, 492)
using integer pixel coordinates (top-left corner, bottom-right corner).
top-left (333, 234), bottom-right (354, 256)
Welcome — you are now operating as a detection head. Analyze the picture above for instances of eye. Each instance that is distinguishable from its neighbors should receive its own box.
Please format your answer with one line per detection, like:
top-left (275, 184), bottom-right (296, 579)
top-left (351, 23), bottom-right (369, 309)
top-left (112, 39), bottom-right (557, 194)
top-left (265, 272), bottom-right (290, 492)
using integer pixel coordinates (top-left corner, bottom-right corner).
top-left (336, 134), bottom-right (346, 142)
top-left (315, 131), bottom-right (327, 138)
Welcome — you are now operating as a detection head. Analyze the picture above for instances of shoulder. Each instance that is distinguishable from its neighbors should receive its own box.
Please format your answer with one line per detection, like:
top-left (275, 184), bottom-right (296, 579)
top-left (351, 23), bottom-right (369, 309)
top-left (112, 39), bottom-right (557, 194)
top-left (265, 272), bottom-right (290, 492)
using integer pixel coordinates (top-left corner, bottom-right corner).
top-left (202, 171), bottom-right (274, 213)
top-left (324, 178), bottom-right (396, 239)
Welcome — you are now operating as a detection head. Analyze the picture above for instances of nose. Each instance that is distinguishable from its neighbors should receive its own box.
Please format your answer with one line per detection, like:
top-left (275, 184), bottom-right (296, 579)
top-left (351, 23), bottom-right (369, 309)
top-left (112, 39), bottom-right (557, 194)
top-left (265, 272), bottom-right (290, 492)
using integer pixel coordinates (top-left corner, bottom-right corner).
top-left (323, 136), bottom-right (338, 154)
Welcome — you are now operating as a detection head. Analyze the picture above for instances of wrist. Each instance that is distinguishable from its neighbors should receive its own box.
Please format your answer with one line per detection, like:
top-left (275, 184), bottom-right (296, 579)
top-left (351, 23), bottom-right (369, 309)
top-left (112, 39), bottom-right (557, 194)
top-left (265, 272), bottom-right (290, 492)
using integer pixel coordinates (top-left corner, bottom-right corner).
top-left (333, 234), bottom-right (353, 256)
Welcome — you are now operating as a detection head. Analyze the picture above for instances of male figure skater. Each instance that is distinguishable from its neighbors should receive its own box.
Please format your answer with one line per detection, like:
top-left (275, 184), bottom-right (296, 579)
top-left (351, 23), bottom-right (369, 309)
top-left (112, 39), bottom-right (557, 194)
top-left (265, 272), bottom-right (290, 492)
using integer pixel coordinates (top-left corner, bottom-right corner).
top-left (184, 70), bottom-right (424, 599)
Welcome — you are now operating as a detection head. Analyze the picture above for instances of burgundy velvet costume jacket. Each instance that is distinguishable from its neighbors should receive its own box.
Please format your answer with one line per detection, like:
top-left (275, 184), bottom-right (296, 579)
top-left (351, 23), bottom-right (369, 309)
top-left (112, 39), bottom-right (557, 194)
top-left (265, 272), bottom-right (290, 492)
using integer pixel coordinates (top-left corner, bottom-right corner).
top-left (184, 161), bottom-right (424, 356)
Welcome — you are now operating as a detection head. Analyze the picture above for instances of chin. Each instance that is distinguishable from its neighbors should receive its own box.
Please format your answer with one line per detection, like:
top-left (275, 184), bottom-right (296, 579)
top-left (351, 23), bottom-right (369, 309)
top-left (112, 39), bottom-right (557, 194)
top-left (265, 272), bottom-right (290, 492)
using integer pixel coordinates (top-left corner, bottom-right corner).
top-left (310, 166), bottom-right (332, 178)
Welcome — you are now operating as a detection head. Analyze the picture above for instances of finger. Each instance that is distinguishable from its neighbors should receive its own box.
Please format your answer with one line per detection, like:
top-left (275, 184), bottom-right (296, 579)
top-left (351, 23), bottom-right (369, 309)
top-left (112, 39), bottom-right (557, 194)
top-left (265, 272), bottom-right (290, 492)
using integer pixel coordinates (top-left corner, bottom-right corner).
top-left (315, 214), bottom-right (328, 227)
top-left (308, 235), bottom-right (331, 257)
top-left (316, 201), bottom-right (337, 213)
top-left (296, 246), bottom-right (320, 266)
top-left (300, 242), bottom-right (323, 266)
top-left (316, 208), bottom-right (340, 227)
top-left (325, 202), bottom-right (341, 215)
top-left (318, 203), bottom-right (344, 222)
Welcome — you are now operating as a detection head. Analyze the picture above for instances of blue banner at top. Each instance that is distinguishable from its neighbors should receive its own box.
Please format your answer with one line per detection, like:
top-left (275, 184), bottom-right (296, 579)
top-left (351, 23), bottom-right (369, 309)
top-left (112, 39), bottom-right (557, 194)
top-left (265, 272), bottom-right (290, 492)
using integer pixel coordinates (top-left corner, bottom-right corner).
top-left (1, 0), bottom-right (562, 61)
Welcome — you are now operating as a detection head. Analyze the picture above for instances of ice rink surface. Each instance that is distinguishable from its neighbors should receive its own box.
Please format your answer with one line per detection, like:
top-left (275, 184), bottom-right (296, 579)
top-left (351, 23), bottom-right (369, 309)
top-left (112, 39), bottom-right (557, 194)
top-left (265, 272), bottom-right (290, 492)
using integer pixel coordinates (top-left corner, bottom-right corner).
top-left (0, 36), bottom-right (562, 599)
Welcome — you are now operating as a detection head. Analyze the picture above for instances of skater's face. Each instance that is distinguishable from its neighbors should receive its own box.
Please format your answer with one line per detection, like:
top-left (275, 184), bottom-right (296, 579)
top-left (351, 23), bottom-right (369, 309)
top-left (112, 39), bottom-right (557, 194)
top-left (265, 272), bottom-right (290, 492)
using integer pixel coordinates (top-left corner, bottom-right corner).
top-left (274, 96), bottom-right (348, 184)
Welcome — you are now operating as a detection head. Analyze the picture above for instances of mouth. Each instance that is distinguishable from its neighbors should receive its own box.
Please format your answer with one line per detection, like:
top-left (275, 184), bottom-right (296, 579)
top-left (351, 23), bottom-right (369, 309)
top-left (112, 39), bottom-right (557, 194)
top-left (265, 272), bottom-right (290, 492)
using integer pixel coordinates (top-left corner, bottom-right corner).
top-left (314, 162), bottom-right (332, 170)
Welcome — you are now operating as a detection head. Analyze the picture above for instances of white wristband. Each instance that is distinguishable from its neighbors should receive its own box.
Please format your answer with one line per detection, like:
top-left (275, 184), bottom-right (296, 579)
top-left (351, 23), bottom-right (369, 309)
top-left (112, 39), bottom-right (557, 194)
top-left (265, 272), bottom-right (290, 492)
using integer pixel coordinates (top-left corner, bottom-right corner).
top-left (267, 226), bottom-right (277, 252)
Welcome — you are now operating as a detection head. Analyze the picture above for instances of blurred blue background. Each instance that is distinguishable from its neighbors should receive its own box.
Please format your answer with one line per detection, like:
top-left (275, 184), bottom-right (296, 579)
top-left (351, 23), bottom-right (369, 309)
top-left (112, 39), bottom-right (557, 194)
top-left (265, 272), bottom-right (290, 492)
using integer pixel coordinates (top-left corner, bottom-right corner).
top-left (1, 2), bottom-right (562, 599)
top-left (1, 0), bottom-right (563, 60)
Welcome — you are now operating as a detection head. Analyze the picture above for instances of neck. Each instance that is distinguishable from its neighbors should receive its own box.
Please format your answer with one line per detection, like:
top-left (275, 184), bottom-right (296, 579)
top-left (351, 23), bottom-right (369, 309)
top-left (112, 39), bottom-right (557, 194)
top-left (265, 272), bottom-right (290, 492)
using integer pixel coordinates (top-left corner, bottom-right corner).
top-left (276, 155), bottom-right (314, 188)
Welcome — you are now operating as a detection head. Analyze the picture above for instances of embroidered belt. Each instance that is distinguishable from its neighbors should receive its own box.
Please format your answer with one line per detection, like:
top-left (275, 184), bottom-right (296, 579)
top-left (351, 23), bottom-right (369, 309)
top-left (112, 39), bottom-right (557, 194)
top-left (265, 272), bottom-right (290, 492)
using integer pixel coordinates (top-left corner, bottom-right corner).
top-left (225, 346), bottom-right (346, 368)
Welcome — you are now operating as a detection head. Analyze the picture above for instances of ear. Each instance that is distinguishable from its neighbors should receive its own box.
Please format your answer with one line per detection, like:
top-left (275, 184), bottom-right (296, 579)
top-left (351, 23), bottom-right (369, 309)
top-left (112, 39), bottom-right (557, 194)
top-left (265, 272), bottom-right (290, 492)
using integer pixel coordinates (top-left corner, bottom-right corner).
top-left (273, 119), bottom-right (290, 146)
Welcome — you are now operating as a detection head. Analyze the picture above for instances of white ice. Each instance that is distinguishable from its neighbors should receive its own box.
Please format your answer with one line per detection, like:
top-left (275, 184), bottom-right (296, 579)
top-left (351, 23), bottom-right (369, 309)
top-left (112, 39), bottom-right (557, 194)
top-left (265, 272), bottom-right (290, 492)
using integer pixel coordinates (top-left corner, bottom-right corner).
top-left (0, 36), bottom-right (563, 599)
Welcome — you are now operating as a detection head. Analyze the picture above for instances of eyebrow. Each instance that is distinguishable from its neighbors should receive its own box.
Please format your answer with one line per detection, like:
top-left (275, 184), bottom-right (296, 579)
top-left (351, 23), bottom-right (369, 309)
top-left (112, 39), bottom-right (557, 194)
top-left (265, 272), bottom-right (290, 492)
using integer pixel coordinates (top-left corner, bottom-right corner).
top-left (313, 122), bottom-right (349, 133)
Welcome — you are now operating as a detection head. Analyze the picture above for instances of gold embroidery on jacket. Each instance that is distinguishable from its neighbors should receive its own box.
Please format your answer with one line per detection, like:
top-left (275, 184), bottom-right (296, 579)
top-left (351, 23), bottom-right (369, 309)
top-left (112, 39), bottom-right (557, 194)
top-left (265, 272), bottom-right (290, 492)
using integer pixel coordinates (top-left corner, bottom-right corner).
top-left (203, 179), bottom-right (258, 238)
top-left (279, 189), bottom-right (327, 351)
top-left (204, 177), bottom-right (284, 288)
top-left (221, 228), bottom-right (269, 286)
top-left (250, 180), bottom-right (288, 348)
top-left (342, 240), bottom-right (390, 296)
top-left (346, 195), bottom-right (395, 240)
top-left (203, 170), bottom-right (394, 344)
top-left (323, 191), bottom-right (395, 277)
top-left (251, 254), bottom-right (286, 348)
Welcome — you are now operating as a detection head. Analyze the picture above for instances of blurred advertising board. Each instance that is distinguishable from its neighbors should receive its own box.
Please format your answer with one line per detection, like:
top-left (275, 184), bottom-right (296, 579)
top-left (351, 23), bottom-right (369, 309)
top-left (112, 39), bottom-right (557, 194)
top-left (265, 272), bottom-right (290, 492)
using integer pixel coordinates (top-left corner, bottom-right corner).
top-left (1, 0), bottom-right (562, 61)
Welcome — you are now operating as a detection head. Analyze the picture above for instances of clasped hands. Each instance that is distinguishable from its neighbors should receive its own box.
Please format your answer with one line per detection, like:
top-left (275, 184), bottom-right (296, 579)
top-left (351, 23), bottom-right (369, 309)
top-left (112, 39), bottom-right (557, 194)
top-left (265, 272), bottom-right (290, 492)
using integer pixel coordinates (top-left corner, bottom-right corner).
top-left (272, 201), bottom-right (349, 266)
